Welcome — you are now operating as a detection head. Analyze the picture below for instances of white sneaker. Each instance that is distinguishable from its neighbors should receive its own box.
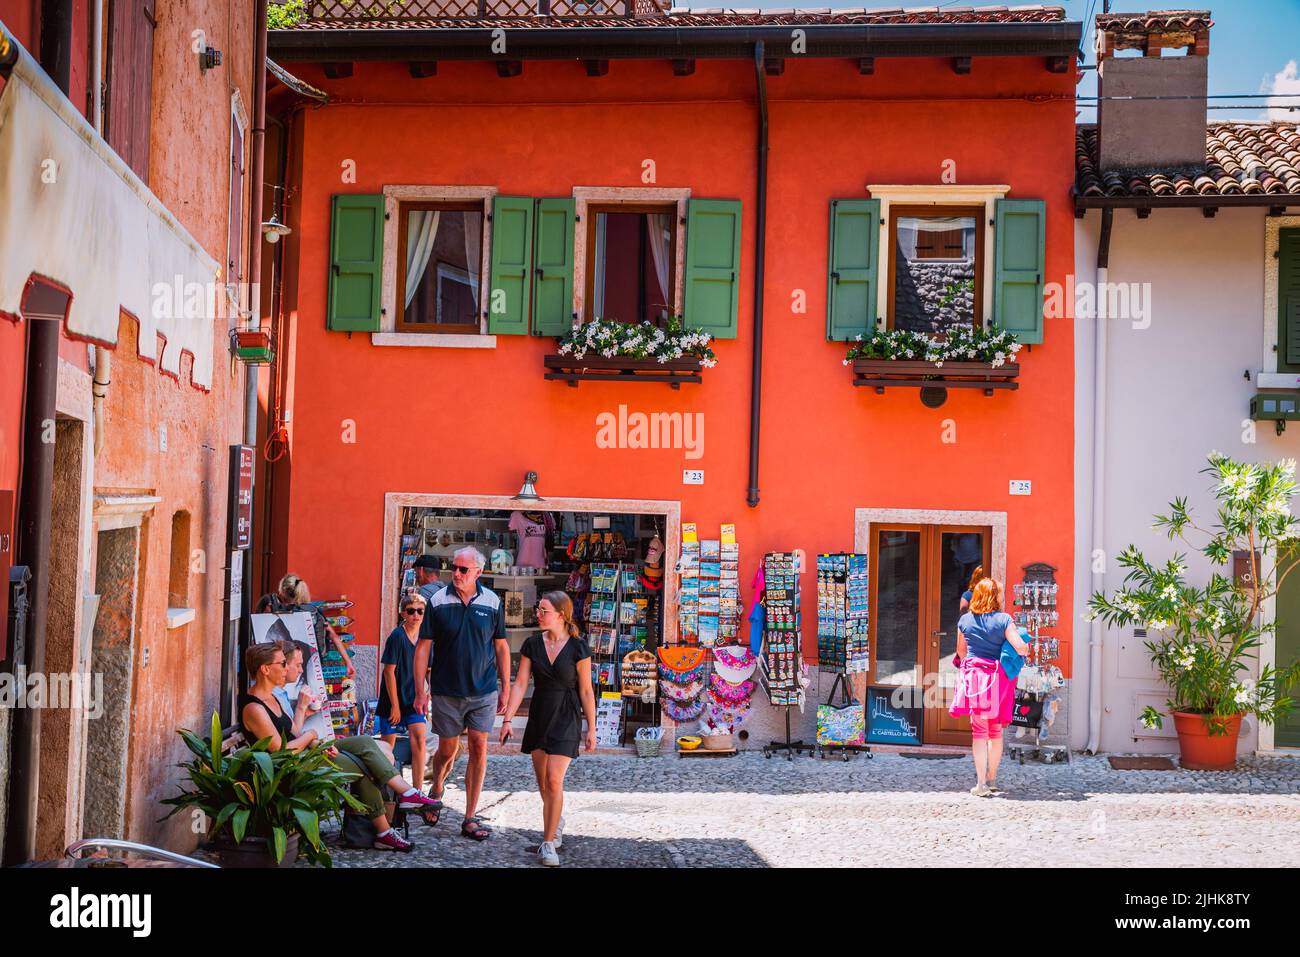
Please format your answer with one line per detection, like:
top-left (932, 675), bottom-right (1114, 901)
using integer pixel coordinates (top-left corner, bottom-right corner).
top-left (553, 816), bottom-right (565, 850)
top-left (538, 841), bottom-right (560, 867)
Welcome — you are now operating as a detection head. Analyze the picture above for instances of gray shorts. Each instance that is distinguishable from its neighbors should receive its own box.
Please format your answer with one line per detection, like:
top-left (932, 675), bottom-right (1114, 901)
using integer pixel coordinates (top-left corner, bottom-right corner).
top-left (429, 692), bottom-right (498, 737)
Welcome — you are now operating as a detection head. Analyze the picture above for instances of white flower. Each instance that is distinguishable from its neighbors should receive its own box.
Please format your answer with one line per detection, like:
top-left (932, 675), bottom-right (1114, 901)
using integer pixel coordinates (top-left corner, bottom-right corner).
top-left (842, 359), bottom-right (851, 366)
top-left (1233, 681), bottom-right (1254, 706)
top-left (1160, 584), bottom-right (1179, 601)
top-left (1282, 458), bottom-right (1297, 477)
top-left (1148, 618), bottom-right (1170, 631)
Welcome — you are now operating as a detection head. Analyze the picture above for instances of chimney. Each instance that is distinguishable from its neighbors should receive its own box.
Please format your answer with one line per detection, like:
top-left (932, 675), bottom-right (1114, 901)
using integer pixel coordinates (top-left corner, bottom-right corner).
top-left (1096, 10), bottom-right (1212, 171)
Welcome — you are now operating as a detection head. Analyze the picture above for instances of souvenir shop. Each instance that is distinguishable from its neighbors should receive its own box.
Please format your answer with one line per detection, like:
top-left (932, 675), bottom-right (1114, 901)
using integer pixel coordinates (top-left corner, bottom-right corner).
top-left (389, 499), bottom-right (673, 744)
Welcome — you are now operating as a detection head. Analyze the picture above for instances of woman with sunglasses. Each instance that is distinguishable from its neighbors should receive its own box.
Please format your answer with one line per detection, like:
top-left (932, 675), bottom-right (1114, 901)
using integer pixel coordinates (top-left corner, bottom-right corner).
top-left (499, 591), bottom-right (596, 867)
top-left (241, 642), bottom-right (437, 851)
top-left (377, 590), bottom-right (430, 795)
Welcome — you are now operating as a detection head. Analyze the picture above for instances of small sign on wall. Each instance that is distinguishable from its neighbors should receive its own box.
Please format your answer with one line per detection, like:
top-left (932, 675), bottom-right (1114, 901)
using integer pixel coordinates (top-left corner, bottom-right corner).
top-left (683, 469), bottom-right (704, 485)
top-left (1009, 480), bottom-right (1032, 496)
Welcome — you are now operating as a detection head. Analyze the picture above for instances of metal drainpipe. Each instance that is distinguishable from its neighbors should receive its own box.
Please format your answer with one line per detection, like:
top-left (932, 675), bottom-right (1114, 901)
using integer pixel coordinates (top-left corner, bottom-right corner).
top-left (260, 109), bottom-right (291, 596)
top-left (1086, 206), bottom-right (1113, 755)
top-left (746, 41), bottom-right (769, 508)
top-left (91, 0), bottom-right (109, 455)
top-left (246, 0), bottom-right (269, 448)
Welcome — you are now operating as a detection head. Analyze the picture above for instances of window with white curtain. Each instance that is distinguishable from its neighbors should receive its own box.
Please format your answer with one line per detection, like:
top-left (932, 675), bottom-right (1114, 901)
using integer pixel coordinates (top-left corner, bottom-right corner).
top-left (890, 207), bottom-right (982, 334)
top-left (587, 205), bottom-right (676, 325)
top-left (397, 201), bottom-right (484, 333)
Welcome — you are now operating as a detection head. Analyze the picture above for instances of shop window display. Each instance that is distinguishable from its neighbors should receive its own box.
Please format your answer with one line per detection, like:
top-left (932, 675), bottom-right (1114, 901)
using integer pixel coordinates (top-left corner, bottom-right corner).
top-left (396, 507), bottom-right (664, 737)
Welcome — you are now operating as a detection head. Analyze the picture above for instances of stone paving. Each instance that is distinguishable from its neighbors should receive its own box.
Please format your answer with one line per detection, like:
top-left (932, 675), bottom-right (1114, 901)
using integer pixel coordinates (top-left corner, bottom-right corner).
top-left (313, 750), bottom-right (1300, 868)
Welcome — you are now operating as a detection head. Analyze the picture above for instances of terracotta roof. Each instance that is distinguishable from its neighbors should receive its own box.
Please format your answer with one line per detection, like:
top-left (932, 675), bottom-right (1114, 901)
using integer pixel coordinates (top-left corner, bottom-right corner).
top-left (1094, 9), bottom-right (1212, 35)
top-left (1075, 123), bottom-right (1300, 201)
top-left (278, 5), bottom-right (1069, 30)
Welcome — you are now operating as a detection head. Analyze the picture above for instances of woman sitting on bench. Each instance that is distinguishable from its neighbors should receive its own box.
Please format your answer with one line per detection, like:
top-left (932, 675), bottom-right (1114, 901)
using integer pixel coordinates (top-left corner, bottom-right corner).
top-left (241, 642), bottom-right (436, 852)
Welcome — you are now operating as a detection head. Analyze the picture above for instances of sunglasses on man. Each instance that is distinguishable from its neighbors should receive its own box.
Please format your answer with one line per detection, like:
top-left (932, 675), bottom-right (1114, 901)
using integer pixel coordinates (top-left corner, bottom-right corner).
top-left (452, 564), bottom-right (477, 575)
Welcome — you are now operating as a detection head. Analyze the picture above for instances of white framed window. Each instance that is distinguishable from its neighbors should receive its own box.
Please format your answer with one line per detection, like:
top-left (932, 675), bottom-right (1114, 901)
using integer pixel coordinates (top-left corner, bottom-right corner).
top-left (377, 185), bottom-right (497, 349)
top-left (866, 185), bottom-right (1010, 331)
top-left (573, 187), bottom-right (689, 324)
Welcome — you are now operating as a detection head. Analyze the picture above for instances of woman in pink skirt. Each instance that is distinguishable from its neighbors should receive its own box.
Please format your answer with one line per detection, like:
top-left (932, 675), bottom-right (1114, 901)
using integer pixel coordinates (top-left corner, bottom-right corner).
top-left (951, 578), bottom-right (1029, 796)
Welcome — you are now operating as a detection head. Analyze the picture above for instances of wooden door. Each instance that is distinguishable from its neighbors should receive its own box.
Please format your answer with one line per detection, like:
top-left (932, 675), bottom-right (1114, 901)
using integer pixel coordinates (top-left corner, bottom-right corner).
top-left (869, 524), bottom-right (991, 745)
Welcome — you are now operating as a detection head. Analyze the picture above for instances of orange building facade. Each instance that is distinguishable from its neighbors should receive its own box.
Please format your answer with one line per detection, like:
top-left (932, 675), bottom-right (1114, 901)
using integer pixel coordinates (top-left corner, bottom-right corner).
top-left (263, 8), bottom-right (1081, 749)
top-left (1, 2), bottom-right (256, 860)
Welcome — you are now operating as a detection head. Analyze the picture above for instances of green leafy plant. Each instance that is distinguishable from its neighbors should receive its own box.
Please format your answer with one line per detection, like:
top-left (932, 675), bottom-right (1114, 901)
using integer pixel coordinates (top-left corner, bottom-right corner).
top-left (939, 278), bottom-right (975, 309)
top-left (159, 713), bottom-right (366, 866)
top-left (267, 0), bottom-right (307, 28)
top-left (843, 325), bottom-right (1021, 367)
top-left (556, 316), bottom-right (717, 368)
top-left (1087, 455), bottom-right (1300, 735)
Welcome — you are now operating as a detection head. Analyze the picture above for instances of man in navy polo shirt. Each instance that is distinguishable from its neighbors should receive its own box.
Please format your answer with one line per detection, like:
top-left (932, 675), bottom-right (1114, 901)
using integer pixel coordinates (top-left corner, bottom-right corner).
top-left (414, 546), bottom-right (510, 841)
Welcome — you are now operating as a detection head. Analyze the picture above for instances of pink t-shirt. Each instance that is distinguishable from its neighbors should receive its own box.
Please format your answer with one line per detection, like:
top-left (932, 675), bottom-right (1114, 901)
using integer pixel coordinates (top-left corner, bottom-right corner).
top-left (509, 511), bottom-right (551, 570)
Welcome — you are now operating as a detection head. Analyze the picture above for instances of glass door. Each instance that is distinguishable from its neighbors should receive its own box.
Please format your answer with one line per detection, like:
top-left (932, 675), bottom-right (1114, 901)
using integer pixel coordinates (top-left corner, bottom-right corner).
top-left (870, 524), bottom-right (991, 745)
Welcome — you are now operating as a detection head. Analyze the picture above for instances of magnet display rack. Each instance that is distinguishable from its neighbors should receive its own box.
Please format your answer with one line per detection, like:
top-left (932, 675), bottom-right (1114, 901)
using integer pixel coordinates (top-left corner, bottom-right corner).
top-left (760, 551), bottom-right (807, 760)
top-left (1007, 562), bottom-right (1070, 765)
top-left (814, 554), bottom-right (873, 761)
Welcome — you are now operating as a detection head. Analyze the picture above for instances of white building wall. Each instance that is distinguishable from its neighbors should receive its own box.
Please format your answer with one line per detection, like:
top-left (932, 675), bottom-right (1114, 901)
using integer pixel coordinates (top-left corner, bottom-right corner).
top-left (1073, 207), bottom-right (1290, 755)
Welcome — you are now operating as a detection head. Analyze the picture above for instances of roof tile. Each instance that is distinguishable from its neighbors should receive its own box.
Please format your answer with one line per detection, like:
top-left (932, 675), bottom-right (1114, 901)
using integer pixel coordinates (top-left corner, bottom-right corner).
top-left (1075, 123), bottom-right (1300, 200)
top-left (277, 3), bottom-right (1066, 30)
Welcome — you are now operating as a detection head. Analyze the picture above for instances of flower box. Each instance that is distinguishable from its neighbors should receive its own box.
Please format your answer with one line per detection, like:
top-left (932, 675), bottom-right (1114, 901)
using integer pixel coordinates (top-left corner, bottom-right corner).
top-left (543, 354), bottom-right (704, 388)
top-left (850, 358), bottom-right (1020, 396)
top-left (231, 329), bottom-right (273, 365)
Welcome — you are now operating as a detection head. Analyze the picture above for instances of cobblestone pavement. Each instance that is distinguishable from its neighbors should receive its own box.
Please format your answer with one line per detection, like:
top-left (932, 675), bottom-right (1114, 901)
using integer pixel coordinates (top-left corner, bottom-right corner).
top-left (313, 750), bottom-right (1300, 868)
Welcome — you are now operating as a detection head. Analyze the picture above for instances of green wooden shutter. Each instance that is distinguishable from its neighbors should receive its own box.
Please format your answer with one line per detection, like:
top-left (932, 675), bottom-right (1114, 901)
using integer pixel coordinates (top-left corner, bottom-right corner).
top-left (487, 196), bottom-right (534, 335)
top-left (993, 198), bottom-right (1046, 345)
top-left (1279, 231), bottom-right (1300, 372)
top-left (826, 199), bottom-right (880, 341)
top-left (684, 198), bottom-right (742, 340)
top-left (531, 198), bottom-right (575, 336)
top-left (327, 194), bottom-right (384, 332)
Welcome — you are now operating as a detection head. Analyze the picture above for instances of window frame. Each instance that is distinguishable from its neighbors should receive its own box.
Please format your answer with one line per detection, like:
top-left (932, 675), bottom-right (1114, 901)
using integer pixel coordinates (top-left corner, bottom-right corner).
top-left (583, 201), bottom-right (679, 325)
top-left (573, 187), bottom-right (689, 327)
top-left (393, 199), bottom-right (487, 335)
top-left (378, 186), bottom-right (497, 347)
top-left (886, 203), bottom-right (985, 331)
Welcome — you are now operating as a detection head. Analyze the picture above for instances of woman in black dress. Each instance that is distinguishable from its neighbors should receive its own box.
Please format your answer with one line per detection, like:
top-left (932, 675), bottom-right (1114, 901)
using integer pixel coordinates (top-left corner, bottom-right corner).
top-left (500, 590), bottom-right (596, 867)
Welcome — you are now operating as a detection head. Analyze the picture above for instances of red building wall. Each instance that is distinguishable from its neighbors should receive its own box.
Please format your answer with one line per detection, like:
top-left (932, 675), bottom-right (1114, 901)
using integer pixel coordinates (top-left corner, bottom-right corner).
top-left (272, 54), bottom-right (1077, 680)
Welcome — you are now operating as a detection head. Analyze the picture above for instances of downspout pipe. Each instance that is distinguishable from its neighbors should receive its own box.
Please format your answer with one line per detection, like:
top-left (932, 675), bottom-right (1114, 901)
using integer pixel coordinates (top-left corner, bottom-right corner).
top-left (246, 0), bottom-right (269, 448)
top-left (1086, 206), bottom-right (1113, 755)
top-left (746, 40), bottom-right (769, 509)
top-left (91, 0), bottom-right (109, 456)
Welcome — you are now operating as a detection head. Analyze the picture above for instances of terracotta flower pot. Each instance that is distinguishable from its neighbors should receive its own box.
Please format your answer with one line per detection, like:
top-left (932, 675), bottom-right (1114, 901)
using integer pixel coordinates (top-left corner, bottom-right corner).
top-left (1171, 711), bottom-right (1243, 771)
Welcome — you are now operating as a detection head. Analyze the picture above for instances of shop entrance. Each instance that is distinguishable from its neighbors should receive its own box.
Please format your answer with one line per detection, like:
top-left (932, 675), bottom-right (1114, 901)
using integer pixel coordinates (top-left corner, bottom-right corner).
top-left (382, 494), bottom-right (679, 747)
top-left (869, 523), bottom-right (991, 746)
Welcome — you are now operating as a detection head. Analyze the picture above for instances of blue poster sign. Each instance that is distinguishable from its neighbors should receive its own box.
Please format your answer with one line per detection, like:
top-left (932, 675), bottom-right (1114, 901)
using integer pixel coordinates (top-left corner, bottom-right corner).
top-left (866, 686), bottom-right (923, 746)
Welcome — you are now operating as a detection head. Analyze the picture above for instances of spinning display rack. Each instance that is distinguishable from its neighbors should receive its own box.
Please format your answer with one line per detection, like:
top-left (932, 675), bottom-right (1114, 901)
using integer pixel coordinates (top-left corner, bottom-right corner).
top-left (1007, 563), bottom-right (1070, 765)
top-left (761, 551), bottom-right (808, 760)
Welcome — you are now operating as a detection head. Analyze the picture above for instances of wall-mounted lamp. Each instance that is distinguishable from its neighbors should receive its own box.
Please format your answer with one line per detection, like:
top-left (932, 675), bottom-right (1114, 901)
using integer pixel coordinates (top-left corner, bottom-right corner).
top-left (511, 471), bottom-right (541, 501)
top-left (261, 215), bottom-right (292, 244)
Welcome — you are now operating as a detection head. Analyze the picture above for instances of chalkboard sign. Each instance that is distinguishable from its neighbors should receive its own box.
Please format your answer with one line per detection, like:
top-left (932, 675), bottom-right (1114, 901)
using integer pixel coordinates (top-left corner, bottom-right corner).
top-left (865, 686), bottom-right (923, 746)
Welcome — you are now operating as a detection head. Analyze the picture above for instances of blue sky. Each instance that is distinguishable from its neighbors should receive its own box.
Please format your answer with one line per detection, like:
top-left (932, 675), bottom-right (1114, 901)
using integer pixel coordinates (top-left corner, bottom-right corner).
top-left (711, 2), bottom-right (1300, 122)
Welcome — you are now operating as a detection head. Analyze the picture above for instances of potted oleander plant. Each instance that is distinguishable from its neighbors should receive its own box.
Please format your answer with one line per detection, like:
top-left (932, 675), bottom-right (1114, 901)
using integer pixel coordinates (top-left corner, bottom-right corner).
top-left (1087, 455), bottom-right (1300, 770)
top-left (160, 713), bottom-right (365, 867)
